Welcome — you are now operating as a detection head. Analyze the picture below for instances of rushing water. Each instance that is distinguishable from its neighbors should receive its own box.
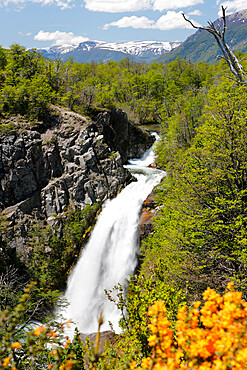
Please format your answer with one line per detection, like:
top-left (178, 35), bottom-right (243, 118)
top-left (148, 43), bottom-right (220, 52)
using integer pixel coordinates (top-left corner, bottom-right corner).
top-left (60, 138), bottom-right (164, 335)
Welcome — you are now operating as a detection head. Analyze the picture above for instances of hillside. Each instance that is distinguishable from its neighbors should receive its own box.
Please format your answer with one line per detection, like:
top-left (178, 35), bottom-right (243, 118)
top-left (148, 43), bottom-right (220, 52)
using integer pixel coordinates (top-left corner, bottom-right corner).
top-left (157, 9), bottom-right (247, 64)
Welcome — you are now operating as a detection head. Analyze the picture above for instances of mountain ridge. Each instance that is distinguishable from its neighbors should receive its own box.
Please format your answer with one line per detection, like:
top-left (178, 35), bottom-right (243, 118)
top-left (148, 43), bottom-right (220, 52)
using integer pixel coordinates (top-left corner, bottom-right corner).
top-left (39, 40), bottom-right (182, 63)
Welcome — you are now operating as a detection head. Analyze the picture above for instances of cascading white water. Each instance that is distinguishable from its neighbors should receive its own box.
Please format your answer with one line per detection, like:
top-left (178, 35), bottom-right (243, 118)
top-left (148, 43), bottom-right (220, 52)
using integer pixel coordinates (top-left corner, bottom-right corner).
top-left (60, 137), bottom-right (164, 335)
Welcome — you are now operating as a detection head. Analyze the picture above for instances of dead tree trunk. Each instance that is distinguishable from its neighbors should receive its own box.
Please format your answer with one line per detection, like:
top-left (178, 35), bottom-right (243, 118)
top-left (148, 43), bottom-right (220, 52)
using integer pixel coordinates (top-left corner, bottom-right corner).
top-left (182, 6), bottom-right (247, 86)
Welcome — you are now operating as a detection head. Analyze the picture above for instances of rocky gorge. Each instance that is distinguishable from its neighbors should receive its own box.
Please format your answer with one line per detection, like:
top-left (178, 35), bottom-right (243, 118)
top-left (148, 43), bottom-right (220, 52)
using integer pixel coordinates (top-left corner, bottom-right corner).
top-left (0, 106), bottom-right (155, 264)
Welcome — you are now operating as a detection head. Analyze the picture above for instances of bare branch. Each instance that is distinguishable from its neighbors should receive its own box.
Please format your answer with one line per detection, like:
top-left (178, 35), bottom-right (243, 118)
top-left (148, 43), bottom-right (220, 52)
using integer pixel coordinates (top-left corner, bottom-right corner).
top-left (217, 55), bottom-right (227, 61)
top-left (221, 5), bottom-right (227, 42)
top-left (182, 7), bottom-right (247, 86)
top-left (182, 12), bottom-right (198, 29)
top-left (182, 12), bottom-right (216, 35)
top-left (182, 13), bottom-right (208, 32)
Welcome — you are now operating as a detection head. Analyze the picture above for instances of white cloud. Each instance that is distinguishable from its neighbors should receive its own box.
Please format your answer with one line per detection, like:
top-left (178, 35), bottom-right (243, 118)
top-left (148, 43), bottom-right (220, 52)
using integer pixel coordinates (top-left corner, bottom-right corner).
top-left (84, 0), bottom-right (204, 13)
top-left (156, 11), bottom-right (201, 29)
top-left (19, 31), bottom-right (32, 36)
top-left (152, 0), bottom-right (203, 11)
top-left (217, 0), bottom-right (247, 15)
top-left (103, 11), bottom-right (201, 30)
top-left (188, 9), bottom-right (202, 15)
top-left (34, 30), bottom-right (89, 45)
top-left (0, 0), bottom-right (73, 9)
top-left (84, 0), bottom-right (151, 12)
top-left (103, 16), bottom-right (155, 29)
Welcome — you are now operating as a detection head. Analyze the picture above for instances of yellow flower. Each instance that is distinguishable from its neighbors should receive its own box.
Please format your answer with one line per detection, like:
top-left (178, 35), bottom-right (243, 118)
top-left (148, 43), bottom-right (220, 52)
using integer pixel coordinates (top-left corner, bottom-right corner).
top-left (50, 349), bottom-right (58, 356)
top-left (148, 334), bottom-right (157, 347)
top-left (65, 360), bottom-right (74, 370)
top-left (34, 325), bottom-right (46, 336)
top-left (141, 357), bottom-right (152, 369)
top-left (11, 342), bottom-right (22, 349)
top-left (3, 357), bottom-right (10, 367)
top-left (64, 339), bottom-right (70, 348)
top-left (141, 283), bottom-right (247, 370)
top-left (130, 360), bottom-right (137, 369)
top-left (48, 329), bottom-right (57, 338)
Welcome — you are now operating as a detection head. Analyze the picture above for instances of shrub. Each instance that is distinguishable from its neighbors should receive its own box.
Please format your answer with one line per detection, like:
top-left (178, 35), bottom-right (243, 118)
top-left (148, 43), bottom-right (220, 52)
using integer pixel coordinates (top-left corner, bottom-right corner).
top-left (137, 283), bottom-right (247, 369)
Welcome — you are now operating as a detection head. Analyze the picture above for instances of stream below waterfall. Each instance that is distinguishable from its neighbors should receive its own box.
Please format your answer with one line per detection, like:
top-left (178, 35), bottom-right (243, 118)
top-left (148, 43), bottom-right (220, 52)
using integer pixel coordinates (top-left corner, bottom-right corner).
top-left (59, 137), bottom-right (164, 335)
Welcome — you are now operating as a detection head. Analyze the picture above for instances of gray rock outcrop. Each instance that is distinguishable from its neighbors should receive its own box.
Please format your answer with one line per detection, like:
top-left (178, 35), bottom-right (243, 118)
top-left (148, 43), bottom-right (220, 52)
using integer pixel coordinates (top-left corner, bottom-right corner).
top-left (95, 109), bottom-right (155, 164)
top-left (0, 107), bottom-right (154, 253)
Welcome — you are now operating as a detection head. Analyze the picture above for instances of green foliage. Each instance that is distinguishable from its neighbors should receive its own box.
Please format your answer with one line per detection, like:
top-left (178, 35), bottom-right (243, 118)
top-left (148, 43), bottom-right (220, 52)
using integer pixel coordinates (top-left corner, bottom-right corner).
top-left (5, 45), bottom-right (40, 83)
top-left (0, 45), bottom-right (55, 119)
top-left (0, 46), bottom-right (7, 70)
top-left (27, 203), bottom-right (100, 291)
top-left (0, 71), bottom-right (55, 119)
top-left (63, 203), bottom-right (101, 248)
top-left (0, 121), bottom-right (18, 136)
top-left (123, 276), bottom-right (185, 354)
top-left (0, 282), bottom-right (87, 369)
top-left (104, 276), bottom-right (185, 367)
top-left (0, 46), bottom-right (7, 91)
top-left (143, 78), bottom-right (247, 305)
top-left (181, 82), bottom-right (247, 288)
top-left (0, 43), bottom-right (216, 125)
top-left (0, 215), bottom-right (29, 310)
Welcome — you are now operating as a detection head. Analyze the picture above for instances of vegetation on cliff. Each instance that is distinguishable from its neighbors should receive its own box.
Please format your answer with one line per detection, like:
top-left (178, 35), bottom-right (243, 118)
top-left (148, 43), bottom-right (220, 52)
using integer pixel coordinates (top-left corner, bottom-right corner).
top-left (0, 33), bottom-right (247, 368)
top-left (0, 203), bottom-right (100, 318)
top-left (0, 44), bottom-right (214, 125)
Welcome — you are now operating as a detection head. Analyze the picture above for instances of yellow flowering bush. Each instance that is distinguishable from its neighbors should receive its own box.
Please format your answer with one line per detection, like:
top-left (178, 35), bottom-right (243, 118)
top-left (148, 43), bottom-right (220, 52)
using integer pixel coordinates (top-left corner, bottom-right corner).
top-left (138, 283), bottom-right (247, 369)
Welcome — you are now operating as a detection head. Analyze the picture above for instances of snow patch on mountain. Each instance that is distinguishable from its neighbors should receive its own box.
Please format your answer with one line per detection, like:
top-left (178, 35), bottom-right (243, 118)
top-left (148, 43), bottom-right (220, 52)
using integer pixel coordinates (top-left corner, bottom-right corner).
top-left (44, 40), bottom-right (181, 57)
top-left (93, 40), bottom-right (181, 56)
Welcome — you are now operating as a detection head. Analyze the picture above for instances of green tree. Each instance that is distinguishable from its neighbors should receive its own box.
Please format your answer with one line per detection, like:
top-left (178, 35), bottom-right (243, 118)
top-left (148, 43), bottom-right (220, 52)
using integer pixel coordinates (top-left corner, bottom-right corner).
top-left (143, 79), bottom-right (247, 303)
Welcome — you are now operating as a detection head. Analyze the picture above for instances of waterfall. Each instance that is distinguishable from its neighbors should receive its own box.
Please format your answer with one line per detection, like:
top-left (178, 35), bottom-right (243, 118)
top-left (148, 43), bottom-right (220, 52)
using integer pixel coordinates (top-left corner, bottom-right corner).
top-left (60, 138), bottom-right (164, 335)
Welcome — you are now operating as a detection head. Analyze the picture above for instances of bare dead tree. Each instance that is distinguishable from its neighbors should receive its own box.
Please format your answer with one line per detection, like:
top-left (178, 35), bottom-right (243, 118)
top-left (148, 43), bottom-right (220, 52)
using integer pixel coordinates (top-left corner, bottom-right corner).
top-left (182, 6), bottom-right (247, 86)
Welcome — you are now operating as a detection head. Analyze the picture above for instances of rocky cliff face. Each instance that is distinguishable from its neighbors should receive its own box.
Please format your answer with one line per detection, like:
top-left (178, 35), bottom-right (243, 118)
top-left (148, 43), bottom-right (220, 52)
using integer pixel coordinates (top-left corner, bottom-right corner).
top-left (0, 107), bottom-right (154, 253)
top-left (138, 191), bottom-right (158, 241)
top-left (95, 109), bottom-right (155, 164)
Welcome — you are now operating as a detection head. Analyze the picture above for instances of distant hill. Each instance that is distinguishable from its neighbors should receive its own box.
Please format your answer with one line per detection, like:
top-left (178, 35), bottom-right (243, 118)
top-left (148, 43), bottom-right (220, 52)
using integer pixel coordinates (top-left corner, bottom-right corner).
top-left (38, 40), bottom-right (181, 64)
top-left (157, 9), bottom-right (247, 65)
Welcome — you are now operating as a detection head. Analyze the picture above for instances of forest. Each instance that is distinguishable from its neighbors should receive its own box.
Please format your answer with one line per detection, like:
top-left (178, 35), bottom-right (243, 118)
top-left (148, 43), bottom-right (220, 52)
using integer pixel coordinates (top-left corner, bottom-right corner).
top-left (0, 41), bottom-right (247, 369)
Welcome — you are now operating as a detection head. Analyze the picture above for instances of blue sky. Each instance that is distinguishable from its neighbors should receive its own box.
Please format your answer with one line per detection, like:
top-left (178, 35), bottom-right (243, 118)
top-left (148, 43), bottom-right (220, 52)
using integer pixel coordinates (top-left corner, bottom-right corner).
top-left (0, 0), bottom-right (246, 49)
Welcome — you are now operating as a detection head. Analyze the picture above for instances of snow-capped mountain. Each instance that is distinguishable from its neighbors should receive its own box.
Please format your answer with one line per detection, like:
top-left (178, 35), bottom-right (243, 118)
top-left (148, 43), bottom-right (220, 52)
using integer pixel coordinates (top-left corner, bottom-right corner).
top-left (39, 40), bottom-right (182, 63)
